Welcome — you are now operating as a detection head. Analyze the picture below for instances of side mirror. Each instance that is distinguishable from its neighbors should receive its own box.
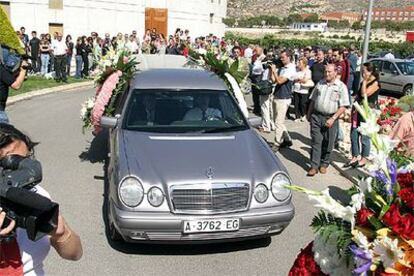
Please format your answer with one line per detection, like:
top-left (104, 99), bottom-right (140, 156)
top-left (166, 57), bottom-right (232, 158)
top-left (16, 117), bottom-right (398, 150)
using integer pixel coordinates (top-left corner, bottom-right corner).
top-left (392, 70), bottom-right (399, 75)
top-left (101, 116), bottom-right (118, 129)
top-left (248, 115), bottom-right (261, 128)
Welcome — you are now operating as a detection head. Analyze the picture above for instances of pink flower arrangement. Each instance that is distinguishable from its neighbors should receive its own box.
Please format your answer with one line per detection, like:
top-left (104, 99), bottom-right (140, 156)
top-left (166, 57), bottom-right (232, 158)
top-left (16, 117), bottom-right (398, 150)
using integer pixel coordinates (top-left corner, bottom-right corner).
top-left (91, 70), bottom-right (122, 135)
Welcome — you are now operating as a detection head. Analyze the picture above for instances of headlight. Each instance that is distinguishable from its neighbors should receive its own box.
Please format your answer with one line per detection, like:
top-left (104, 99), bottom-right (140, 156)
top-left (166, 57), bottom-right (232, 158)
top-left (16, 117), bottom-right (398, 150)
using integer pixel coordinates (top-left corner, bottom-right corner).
top-left (254, 184), bottom-right (269, 203)
top-left (119, 177), bottom-right (144, 207)
top-left (148, 187), bottom-right (164, 207)
top-left (271, 173), bottom-right (291, 201)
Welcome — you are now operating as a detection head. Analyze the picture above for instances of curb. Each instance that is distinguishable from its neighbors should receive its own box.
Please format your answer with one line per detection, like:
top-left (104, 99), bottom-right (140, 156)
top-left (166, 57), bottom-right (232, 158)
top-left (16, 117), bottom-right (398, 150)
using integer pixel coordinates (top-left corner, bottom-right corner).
top-left (7, 81), bottom-right (94, 106)
top-left (331, 149), bottom-right (369, 185)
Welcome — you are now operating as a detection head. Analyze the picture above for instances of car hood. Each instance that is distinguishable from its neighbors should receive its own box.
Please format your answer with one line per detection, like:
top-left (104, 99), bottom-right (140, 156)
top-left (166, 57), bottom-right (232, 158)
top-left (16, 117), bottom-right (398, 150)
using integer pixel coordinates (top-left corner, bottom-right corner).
top-left (120, 129), bottom-right (286, 188)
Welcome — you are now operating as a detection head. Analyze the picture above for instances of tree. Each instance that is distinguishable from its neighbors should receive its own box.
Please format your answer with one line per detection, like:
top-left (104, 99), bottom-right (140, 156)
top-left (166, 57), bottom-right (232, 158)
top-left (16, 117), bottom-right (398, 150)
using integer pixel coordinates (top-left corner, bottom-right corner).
top-left (352, 21), bottom-right (362, 30)
top-left (304, 13), bottom-right (319, 23)
top-left (223, 17), bottom-right (236, 27)
top-left (0, 7), bottom-right (25, 54)
top-left (285, 14), bottom-right (303, 24)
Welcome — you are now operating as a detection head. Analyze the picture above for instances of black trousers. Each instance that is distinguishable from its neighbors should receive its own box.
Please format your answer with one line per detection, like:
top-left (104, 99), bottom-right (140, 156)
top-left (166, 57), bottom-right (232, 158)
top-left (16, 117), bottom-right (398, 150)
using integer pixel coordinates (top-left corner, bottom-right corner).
top-left (54, 55), bottom-right (67, 81)
top-left (293, 93), bottom-right (308, 119)
top-left (310, 113), bottom-right (338, 169)
top-left (82, 54), bottom-right (89, 77)
top-left (31, 55), bottom-right (40, 72)
top-left (251, 76), bottom-right (262, 116)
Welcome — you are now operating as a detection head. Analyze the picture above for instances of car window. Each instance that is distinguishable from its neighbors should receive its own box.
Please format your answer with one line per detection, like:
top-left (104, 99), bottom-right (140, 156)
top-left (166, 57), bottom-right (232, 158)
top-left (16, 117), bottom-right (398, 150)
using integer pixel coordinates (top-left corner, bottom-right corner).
top-left (115, 85), bottom-right (130, 114)
top-left (123, 90), bottom-right (248, 133)
top-left (371, 60), bottom-right (382, 72)
top-left (396, 62), bottom-right (414, 75)
top-left (382, 61), bottom-right (397, 74)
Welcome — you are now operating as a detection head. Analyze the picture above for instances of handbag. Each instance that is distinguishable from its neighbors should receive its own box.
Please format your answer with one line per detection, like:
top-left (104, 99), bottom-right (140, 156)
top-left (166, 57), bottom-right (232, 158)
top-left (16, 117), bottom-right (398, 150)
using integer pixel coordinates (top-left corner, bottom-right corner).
top-left (256, 70), bottom-right (273, 96)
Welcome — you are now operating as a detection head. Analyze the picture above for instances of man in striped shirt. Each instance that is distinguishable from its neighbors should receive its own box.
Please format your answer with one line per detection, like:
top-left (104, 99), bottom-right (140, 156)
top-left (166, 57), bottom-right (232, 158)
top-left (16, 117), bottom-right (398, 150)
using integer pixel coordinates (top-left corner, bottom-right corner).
top-left (306, 64), bottom-right (350, 177)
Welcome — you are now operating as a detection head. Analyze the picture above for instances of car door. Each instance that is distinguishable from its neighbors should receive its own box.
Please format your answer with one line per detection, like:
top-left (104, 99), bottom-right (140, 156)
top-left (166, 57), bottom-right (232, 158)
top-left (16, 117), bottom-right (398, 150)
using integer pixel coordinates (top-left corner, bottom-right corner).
top-left (381, 61), bottom-right (403, 94)
top-left (370, 60), bottom-right (384, 89)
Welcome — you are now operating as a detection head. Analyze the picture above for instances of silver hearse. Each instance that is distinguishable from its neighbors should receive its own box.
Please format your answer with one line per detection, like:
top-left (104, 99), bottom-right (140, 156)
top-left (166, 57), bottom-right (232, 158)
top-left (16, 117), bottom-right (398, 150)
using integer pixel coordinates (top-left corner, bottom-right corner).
top-left (103, 56), bottom-right (294, 243)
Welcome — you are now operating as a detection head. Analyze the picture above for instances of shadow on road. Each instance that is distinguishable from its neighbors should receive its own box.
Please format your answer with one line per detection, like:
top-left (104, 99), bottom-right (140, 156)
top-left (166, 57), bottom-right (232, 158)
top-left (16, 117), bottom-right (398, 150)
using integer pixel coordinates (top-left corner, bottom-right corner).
top-left (79, 130), bottom-right (108, 163)
top-left (278, 147), bottom-right (309, 171)
top-left (289, 131), bottom-right (311, 147)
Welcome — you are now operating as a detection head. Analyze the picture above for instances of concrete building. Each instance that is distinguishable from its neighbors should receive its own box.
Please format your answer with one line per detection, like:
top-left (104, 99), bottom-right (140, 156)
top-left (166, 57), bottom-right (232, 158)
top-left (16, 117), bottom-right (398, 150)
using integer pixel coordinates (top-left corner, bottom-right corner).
top-left (291, 22), bottom-right (328, 33)
top-left (320, 12), bottom-right (362, 25)
top-left (363, 5), bottom-right (414, 22)
top-left (0, 0), bottom-right (227, 39)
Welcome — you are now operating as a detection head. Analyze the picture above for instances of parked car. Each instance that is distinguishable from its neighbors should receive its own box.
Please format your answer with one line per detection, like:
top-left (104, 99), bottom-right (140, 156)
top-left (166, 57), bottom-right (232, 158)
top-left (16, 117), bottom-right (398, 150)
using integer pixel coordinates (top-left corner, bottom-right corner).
top-left (368, 58), bottom-right (414, 96)
top-left (102, 65), bottom-right (295, 243)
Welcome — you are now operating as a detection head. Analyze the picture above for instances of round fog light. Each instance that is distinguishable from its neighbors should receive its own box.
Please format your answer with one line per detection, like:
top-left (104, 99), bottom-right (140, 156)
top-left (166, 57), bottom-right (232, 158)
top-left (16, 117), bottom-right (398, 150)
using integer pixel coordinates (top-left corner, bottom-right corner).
top-left (148, 187), bottom-right (164, 207)
top-left (254, 184), bottom-right (269, 203)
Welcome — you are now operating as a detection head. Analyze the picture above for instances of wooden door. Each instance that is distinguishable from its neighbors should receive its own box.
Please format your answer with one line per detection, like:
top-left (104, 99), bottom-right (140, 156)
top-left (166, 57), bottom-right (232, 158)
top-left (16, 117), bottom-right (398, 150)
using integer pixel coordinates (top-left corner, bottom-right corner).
top-left (49, 23), bottom-right (63, 36)
top-left (145, 8), bottom-right (168, 38)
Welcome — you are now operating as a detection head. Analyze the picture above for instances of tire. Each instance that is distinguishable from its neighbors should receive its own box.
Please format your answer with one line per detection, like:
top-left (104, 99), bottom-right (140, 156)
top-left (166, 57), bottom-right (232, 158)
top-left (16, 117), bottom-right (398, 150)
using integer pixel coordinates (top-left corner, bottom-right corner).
top-left (404, 84), bottom-right (413, 96)
top-left (106, 199), bottom-right (123, 242)
top-left (109, 222), bottom-right (123, 242)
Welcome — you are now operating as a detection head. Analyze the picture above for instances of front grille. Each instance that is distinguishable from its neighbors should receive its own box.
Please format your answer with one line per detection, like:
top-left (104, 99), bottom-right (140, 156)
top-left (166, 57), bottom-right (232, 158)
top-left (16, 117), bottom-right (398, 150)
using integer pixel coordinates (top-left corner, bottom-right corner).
top-left (170, 183), bottom-right (250, 214)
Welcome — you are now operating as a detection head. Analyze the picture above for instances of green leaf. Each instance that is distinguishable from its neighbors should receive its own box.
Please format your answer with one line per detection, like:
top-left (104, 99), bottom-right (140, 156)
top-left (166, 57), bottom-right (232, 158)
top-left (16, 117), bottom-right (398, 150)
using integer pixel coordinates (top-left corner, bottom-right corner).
top-left (379, 204), bottom-right (391, 219)
top-left (368, 216), bottom-right (384, 230)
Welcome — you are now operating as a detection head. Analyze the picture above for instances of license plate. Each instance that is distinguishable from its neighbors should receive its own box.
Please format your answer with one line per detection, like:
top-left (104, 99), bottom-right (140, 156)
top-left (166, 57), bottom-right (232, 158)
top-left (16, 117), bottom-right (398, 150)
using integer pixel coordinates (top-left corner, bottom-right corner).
top-left (183, 218), bottom-right (240, 234)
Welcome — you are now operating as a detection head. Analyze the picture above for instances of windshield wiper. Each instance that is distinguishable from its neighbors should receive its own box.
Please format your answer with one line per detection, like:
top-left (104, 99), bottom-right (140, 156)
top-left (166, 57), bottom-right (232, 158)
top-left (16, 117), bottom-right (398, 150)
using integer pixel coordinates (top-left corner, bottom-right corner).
top-left (202, 125), bottom-right (248, 134)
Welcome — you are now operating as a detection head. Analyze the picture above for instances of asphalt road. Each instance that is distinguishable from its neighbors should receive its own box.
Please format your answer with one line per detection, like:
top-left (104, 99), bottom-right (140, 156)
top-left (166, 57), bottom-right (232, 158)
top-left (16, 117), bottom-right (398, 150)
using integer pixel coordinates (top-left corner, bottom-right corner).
top-left (7, 87), bottom-right (352, 276)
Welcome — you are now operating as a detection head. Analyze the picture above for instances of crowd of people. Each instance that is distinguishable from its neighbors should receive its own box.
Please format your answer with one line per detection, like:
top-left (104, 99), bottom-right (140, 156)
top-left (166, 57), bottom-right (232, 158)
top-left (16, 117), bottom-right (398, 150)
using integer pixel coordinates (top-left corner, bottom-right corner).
top-left (15, 25), bottom-right (399, 178)
top-left (234, 44), bottom-right (382, 177)
top-left (17, 26), bottom-right (231, 82)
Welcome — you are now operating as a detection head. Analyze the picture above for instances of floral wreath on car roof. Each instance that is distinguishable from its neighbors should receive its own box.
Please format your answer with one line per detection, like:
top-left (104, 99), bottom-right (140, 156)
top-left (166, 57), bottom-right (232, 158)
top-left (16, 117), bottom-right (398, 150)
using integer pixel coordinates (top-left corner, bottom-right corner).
top-left (188, 47), bottom-right (250, 118)
top-left (287, 94), bottom-right (414, 275)
top-left (80, 47), bottom-right (138, 134)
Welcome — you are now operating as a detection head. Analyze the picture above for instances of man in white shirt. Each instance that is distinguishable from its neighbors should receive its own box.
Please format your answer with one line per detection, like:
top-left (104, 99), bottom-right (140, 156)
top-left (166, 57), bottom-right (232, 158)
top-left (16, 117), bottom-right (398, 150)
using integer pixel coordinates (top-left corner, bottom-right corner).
top-left (184, 95), bottom-right (222, 121)
top-left (244, 45), bottom-right (254, 61)
top-left (126, 35), bottom-right (139, 54)
top-left (384, 50), bottom-right (395, 59)
top-left (51, 33), bottom-right (68, 82)
top-left (251, 47), bottom-right (266, 116)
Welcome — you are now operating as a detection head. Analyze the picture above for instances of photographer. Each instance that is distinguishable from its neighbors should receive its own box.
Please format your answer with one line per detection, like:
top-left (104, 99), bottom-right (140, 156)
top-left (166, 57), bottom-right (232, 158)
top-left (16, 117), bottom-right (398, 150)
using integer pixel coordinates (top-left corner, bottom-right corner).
top-left (270, 50), bottom-right (296, 150)
top-left (0, 123), bottom-right (82, 274)
top-left (0, 59), bottom-right (28, 123)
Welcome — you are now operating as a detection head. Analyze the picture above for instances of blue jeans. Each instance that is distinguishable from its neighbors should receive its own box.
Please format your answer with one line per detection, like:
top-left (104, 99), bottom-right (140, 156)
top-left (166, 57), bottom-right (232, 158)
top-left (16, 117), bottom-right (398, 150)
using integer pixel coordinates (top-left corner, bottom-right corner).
top-left (351, 127), bottom-right (371, 158)
top-left (41, 54), bottom-right (50, 75)
top-left (0, 111), bottom-right (10, 124)
top-left (75, 55), bottom-right (82, 78)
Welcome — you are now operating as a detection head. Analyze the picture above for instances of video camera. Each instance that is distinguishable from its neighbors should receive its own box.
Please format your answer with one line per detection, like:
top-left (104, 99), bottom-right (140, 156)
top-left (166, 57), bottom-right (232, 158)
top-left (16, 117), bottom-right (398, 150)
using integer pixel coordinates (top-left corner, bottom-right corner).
top-left (0, 45), bottom-right (33, 74)
top-left (0, 155), bottom-right (59, 242)
top-left (262, 52), bottom-right (283, 70)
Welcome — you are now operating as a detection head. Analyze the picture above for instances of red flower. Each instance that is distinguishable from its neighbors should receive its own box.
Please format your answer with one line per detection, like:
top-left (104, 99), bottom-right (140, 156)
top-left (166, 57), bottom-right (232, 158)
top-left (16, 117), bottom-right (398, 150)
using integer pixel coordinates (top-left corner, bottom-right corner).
top-left (356, 207), bottom-right (374, 226)
top-left (288, 242), bottom-right (327, 276)
top-left (397, 172), bottom-right (413, 189)
top-left (399, 188), bottom-right (414, 209)
top-left (383, 204), bottom-right (414, 240)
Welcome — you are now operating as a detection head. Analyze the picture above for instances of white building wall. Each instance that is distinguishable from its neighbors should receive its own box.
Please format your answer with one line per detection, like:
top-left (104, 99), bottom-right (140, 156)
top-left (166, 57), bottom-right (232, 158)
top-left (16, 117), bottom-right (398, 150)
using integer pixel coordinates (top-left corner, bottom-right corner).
top-left (5, 0), bottom-right (226, 39)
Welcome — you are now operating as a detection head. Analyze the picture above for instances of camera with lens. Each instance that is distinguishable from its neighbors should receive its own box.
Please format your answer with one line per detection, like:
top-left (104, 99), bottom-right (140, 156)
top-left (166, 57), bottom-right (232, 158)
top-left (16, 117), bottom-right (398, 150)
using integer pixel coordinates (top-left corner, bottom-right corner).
top-left (262, 52), bottom-right (283, 70)
top-left (0, 155), bottom-right (59, 242)
top-left (0, 45), bottom-right (33, 75)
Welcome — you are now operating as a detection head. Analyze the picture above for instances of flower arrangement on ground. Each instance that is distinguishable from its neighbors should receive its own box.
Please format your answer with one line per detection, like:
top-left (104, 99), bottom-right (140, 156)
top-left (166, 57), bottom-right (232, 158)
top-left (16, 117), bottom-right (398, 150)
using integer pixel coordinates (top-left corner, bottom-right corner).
top-left (288, 94), bottom-right (414, 275)
top-left (80, 47), bottom-right (138, 134)
top-left (377, 97), bottom-right (402, 135)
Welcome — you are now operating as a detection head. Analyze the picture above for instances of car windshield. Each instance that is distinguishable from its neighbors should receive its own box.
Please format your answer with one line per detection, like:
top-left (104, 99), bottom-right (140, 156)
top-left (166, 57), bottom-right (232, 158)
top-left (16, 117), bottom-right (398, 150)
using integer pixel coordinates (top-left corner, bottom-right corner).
top-left (396, 62), bottom-right (414, 75)
top-left (123, 89), bottom-right (248, 133)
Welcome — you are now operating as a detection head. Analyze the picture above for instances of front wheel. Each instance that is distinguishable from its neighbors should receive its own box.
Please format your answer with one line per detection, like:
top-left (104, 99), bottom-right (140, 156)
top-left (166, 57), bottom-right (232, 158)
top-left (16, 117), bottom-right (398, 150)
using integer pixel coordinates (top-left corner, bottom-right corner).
top-left (106, 199), bottom-right (123, 242)
top-left (404, 84), bottom-right (413, 96)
